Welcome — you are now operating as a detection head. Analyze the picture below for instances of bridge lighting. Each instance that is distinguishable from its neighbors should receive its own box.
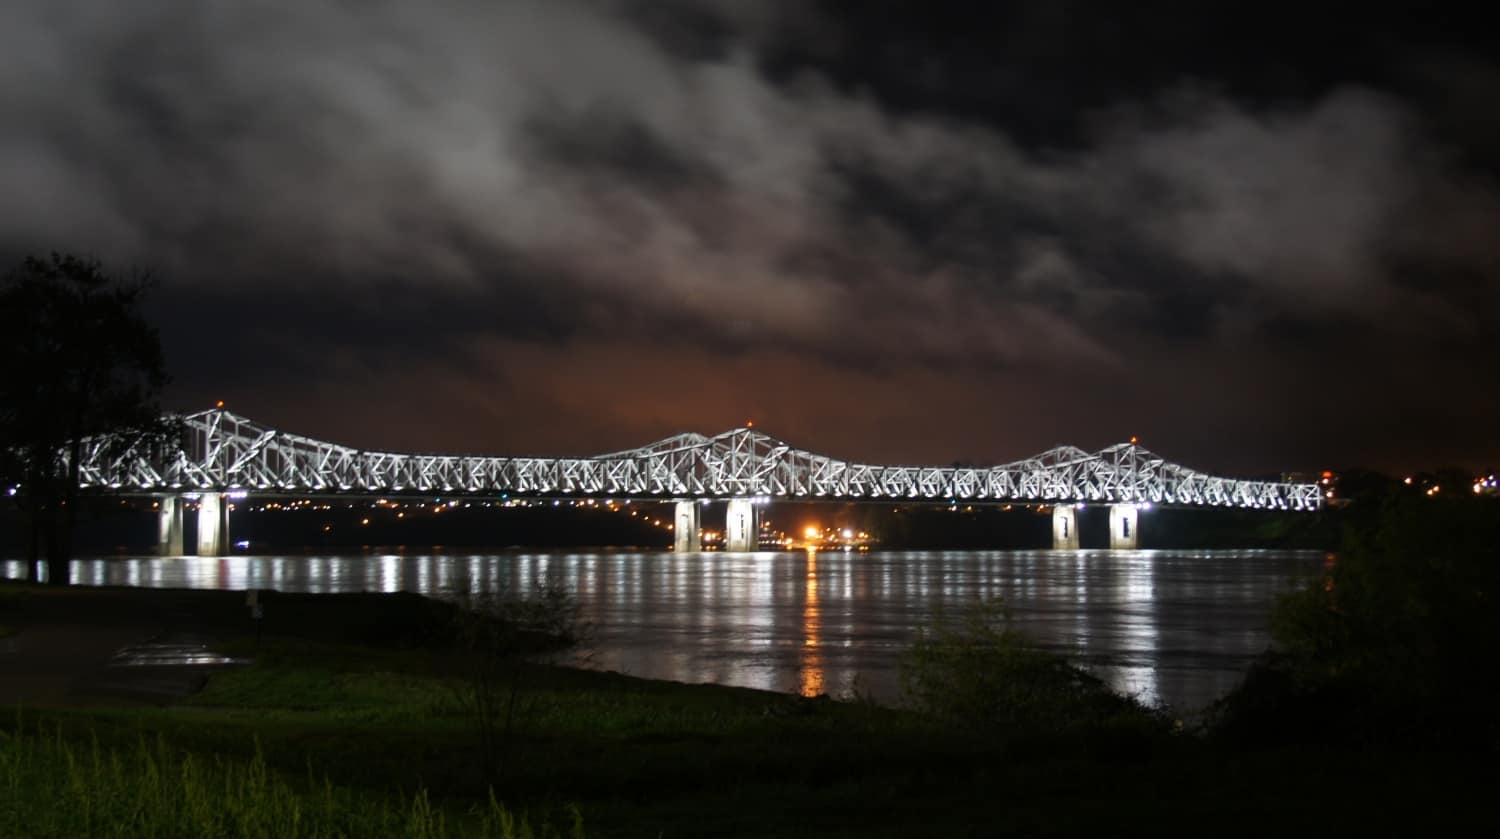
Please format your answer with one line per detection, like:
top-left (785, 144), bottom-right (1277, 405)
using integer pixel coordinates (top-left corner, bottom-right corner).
top-left (1130, 436), bottom-right (1138, 444)
top-left (74, 413), bottom-right (1322, 515)
top-left (227, 490), bottom-right (248, 499)
top-left (216, 400), bottom-right (224, 409)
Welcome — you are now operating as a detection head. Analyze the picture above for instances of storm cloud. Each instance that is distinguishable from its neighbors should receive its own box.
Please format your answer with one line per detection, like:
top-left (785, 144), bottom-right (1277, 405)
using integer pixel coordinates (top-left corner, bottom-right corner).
top-left (2, 1), bottom-right (1496, 471)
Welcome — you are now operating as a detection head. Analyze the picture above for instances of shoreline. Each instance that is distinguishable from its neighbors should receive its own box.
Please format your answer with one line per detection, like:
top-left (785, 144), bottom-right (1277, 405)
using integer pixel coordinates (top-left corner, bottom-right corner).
top-left (3, 580), bottom-right (1492, 836)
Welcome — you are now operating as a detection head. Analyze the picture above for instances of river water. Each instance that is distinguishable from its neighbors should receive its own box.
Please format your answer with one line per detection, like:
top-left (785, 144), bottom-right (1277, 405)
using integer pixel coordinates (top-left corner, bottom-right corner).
top-left (1, 548), bottom-right (1325, 712)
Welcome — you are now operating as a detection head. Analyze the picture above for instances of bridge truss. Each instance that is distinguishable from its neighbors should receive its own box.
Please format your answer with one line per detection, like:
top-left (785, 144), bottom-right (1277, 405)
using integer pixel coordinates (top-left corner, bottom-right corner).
top-left (72, 409), bottom-right (1322, 510)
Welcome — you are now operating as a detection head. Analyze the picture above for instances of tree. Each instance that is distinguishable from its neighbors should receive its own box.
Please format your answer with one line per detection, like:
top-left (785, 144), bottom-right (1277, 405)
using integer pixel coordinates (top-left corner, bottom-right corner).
top-left (1211, 492), bottom-right (1500, 750)
top-left (0, 253), bottom-right (170, 583)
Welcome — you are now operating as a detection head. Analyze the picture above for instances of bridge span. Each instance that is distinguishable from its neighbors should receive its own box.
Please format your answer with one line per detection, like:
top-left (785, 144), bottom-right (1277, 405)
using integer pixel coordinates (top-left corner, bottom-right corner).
top-left (71, 409), bottom-right (1321, 555)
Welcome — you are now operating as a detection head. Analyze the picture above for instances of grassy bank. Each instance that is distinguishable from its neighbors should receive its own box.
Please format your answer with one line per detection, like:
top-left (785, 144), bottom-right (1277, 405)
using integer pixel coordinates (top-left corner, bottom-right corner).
top-left (3, 579), bottom-right (1495, 836)
top-left (20, 645), bottom-right (1493, 837)
top-left (0, 724), bottom-right (580, 839)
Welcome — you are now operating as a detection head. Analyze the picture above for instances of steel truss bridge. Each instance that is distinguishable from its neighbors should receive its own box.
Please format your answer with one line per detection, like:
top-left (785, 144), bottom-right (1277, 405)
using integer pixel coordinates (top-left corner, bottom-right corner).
top-left (75, 409), bottom-right (1322, 511)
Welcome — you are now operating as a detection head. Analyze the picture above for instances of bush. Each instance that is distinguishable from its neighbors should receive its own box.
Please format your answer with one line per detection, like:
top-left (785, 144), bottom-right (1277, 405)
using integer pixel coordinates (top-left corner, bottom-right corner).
top-left (899, 598), bottom-right (1167, 745)
top-left (1211, 494), bottom-right (1500, 750)
top-left (446, 580), bottom-right (586, 781)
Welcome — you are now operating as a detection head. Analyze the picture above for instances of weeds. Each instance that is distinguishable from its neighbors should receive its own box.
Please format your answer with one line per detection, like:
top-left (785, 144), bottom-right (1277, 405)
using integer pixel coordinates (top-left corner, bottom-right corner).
top-left (0, 722), bottom-right (583, 838)
top-left (446, 580), bottom-right (587, 783)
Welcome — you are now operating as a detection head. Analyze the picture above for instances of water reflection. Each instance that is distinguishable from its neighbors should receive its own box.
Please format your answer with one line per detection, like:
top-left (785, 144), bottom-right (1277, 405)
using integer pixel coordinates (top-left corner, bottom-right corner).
top-left (0, 548), bottom-right (1321, 710)
top-left (800, 550), bottom-right (823, 697)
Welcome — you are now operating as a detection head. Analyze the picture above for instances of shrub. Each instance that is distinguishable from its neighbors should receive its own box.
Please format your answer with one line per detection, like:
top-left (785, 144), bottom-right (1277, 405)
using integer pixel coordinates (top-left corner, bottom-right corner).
top-left (1211, 494), bottom-right (1500, 750)
top-left (899, 598), bottom-right (1167, 745)
top-left (446, 580), bottom-right (586, 781)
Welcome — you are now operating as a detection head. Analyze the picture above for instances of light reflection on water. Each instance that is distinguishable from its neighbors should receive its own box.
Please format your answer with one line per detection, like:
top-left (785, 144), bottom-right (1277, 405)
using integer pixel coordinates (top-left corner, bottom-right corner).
top-left (0, 549), bottom-right (1322, 711)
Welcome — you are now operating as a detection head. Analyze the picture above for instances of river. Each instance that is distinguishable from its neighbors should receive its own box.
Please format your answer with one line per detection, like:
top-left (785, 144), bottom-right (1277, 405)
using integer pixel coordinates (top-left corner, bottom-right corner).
top-left (1, 548), bottom-right (1325, 712)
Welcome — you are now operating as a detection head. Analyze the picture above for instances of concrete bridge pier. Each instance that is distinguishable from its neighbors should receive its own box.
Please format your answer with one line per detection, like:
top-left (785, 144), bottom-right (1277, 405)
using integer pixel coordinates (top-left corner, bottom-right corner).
top-left (196, 493), bottom-right (231, 556)
top-left (725, 499), bottom-right (758, 552)
top-left (1052, 504), bottom-right (1080, 550)
top-left (673, 501), bottom-right (701, 552)
top-left (1109, 503), bottom-right (1139, 549)
top-left (156, 495), bottom-right (184, 556)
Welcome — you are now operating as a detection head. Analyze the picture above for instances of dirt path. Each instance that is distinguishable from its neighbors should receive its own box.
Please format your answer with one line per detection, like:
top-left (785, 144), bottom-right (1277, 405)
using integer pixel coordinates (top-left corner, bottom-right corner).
top-left (1, 622), bottom-right (158, 706)
top-left (0, 582), bottom-right (446, 708)
top-left (0, 622), bottom-right (235, 707)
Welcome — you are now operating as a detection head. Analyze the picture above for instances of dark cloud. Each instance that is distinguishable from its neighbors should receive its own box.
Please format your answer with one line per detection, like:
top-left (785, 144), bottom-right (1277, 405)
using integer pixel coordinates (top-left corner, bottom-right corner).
top-left (1, 0), bottom-right (1497, 473)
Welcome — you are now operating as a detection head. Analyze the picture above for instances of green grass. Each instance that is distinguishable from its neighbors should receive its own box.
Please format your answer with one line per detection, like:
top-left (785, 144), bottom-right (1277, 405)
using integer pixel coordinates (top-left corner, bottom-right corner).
top-left (6, 582), bottom-right (1497, 837)
top-left (0, 723), bottom-right (582, 838)
top-left (26, 640), bottom-right (1494, 838)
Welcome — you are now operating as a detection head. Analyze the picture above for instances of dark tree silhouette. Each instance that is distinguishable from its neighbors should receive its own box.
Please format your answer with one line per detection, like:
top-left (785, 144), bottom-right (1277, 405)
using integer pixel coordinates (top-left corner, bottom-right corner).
top-left (0, 253), bottom-right (170, 583)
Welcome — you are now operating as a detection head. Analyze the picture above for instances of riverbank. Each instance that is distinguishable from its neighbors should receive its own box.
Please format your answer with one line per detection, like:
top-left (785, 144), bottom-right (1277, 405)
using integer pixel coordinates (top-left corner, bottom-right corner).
top-left (1, 582), bottom-right (1491, 836)
top-left (4, 548), bottom-right (1323, 711)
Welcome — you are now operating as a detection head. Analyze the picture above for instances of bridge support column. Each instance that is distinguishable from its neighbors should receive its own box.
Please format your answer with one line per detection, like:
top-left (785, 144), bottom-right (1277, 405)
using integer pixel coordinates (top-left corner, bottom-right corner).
top-left (1109, 503), bottom-right (1139, 549)
top-left (673, 501), bottom-right (701, 552)
top-left (725, 499), bottom-right (758, 552)
top-left (1052, 504), bottom-right (1080, 550)
top-left (196, 493), bottom-right (230, 556)
top-left (157, 495), bottom-right (184, 556)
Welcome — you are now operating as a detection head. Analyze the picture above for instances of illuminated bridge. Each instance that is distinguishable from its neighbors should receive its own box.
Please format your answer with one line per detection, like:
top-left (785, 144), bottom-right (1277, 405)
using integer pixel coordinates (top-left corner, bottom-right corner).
top-left (73, 409), bottom-right (1322, 555)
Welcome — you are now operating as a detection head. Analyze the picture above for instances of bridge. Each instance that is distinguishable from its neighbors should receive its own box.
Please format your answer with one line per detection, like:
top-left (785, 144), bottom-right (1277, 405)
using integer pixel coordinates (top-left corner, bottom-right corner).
top-left (72, 408), bottom-right (1322, 555)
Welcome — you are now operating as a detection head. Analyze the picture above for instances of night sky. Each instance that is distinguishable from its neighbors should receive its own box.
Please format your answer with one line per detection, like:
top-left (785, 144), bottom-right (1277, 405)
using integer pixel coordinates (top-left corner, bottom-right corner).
top-left (3, 1), bottom-right (1497, 475)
